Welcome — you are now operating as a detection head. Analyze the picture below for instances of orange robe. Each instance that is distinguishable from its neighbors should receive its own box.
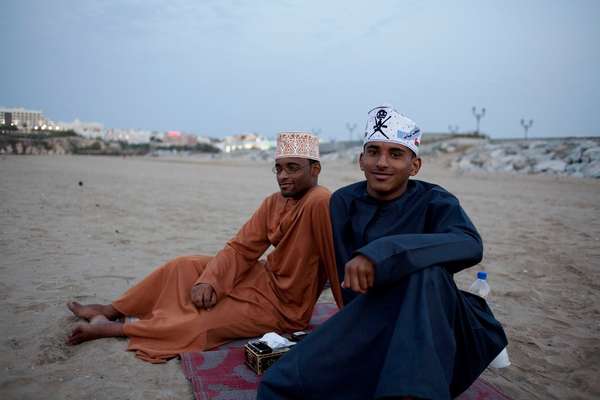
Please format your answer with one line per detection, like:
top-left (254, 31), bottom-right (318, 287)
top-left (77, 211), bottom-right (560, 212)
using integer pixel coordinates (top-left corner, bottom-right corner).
top-left (112, 185), bottom-right (343, 363)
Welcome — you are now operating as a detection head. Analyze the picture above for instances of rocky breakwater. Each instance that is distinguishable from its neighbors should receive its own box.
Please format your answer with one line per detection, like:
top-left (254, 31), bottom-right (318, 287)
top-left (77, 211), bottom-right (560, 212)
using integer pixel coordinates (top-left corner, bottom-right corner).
top-left (0, 135), bottom-right (141, 156)
top-left (451, 138), bottom-right (600, 179)
top-left (0, 136), bottom-right (72, 155)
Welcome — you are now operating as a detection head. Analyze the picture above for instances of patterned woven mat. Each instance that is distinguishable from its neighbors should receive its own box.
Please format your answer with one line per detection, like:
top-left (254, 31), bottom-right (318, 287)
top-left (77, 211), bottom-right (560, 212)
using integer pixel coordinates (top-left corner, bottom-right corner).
top-left (180, 303), bottom-right (511, 400)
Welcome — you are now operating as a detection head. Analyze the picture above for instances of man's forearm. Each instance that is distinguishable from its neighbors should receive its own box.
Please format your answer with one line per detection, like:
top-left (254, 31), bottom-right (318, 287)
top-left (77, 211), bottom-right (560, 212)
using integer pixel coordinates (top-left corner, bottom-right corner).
top-left (357, 232), bottom-right (483, 287)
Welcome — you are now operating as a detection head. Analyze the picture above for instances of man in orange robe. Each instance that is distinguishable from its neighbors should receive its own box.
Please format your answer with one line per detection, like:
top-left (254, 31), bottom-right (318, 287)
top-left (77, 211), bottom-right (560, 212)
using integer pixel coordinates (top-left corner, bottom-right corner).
top-left (66, 132), bottom-right (343, 363)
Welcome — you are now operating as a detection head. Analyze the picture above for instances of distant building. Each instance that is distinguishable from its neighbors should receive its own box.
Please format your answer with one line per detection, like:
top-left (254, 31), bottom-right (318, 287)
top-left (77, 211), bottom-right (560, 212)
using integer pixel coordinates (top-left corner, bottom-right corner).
top-left (104, 128), bottom-right (152, 144)
top-left (195, 135), bottom-right (212, 144)
top-left (162, 131), bottom-right (198, 146)
top-left (57, 119), bottom-right (104, 138)
top-left (0, 107), bottom-right (48, 129)
top-left (218, 133), bottom-right (274, 153)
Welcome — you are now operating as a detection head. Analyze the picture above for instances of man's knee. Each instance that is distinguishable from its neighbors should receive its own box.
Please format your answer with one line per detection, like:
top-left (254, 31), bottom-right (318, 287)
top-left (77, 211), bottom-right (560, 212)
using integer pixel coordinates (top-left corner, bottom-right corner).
top-left (257, 352), bottom-right (303, 400)
top-left (405, 265), bottom-right (457, 293)
top-left (166, 255), bottom-right (211, 271)
top-left (256, 380), bottom-right (285, 400)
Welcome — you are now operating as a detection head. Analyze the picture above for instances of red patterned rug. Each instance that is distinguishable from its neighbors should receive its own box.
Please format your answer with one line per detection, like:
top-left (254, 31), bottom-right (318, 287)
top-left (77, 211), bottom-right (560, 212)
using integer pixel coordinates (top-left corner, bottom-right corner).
top-left (180, 303), bottom-right (511, 400)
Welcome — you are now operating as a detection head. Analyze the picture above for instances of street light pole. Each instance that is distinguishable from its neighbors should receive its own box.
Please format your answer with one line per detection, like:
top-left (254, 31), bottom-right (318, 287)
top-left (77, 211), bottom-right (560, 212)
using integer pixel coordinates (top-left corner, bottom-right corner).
top-left (448, 125), bottom-right (459, 134)
top-left (472, 106), bottom-right (486, 135)
top-left (520, 118), bottom-right (533, 140)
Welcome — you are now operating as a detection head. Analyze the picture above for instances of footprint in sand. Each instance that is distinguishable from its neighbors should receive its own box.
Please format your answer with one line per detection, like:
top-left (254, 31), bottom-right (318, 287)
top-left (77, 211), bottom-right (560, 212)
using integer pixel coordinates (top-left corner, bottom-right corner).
top-left (5, 337), bottom-right (24, 350)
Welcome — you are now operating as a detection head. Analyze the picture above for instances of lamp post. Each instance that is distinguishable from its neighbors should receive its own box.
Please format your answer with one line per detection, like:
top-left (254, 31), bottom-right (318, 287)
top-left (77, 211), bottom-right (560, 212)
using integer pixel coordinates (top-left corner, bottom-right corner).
top-left (520, 118), bottom-right (533, 140)
top-left (448, 125), bottom-right (459, 134)
top-left (472, 106), bottom-right (486, 135)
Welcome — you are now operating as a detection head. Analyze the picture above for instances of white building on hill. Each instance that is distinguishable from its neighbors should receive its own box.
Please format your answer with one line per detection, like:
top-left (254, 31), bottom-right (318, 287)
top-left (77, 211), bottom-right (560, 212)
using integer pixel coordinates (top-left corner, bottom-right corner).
top-left (1, 107), bottom-right (48, 129)
top-left (57, 119), bottom-right (104, 138)
top-left (104, 128), bottom-right (152, 144)
top-left (217, 133), bottom-right (274, 153)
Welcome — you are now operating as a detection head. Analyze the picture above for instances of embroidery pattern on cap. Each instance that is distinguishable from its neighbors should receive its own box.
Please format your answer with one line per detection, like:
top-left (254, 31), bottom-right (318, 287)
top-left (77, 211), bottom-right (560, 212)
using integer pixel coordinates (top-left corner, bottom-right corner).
top-left (276, 132), bottom-right (319, 160)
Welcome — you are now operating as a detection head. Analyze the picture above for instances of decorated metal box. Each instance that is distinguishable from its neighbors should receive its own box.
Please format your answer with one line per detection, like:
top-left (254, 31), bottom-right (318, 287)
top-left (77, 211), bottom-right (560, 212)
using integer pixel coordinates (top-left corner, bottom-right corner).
top-left (244, 341), bottom-right (291, 375)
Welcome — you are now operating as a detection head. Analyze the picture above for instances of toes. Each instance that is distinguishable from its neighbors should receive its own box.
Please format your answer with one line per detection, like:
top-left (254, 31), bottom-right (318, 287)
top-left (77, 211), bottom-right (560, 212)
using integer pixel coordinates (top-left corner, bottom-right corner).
top-left (66, 325), bottom-right (84, 345)
top-left (90, 315), bottom-right (109, 325)
top-left (67, 333), bottom-right (82, 345)
top-left (67, 301), bottom-right (80, 313)
top-left (66, 334), bottom-right (78, 345)
top-left (68, 325), bottom-right (82, 337)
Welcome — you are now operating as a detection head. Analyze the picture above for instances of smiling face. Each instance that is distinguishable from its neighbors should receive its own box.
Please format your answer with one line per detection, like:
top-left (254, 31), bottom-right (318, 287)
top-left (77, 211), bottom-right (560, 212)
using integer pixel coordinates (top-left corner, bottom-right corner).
top-left (274, 157), bottom-right (321, 198)
top-left (359, 141), bottom-right (422, 201)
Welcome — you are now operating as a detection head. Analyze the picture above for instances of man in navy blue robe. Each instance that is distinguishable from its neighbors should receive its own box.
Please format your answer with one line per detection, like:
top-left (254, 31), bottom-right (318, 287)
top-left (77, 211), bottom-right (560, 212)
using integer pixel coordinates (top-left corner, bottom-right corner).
top-left (257, 105), bottom-right (508, 400)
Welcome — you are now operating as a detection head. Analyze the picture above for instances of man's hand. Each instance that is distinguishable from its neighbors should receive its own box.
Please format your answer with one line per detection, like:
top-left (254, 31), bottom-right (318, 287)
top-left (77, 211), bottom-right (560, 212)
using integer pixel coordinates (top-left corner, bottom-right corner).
top-left (191, 283), bottom-right (217, 310)
top-left (341, 254), bottom-right (375, 294)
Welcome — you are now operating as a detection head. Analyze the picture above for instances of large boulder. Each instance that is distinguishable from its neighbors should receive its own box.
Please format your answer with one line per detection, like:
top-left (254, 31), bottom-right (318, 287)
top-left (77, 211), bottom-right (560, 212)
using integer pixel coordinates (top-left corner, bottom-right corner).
top-left (582, 147), bottom-right (600, 163)
top-left (565, 145), bottom-right (585, 164)
top-left (581, 161), bottom-right (600, 178)
top-left (454, 157), bottom-right (477, 172)
top-left (533, 159), bottom-right (567, 174)
top-left (565, 162), bottom-right (584, 177)
top-left (504, 154), bottom-right (529, 171)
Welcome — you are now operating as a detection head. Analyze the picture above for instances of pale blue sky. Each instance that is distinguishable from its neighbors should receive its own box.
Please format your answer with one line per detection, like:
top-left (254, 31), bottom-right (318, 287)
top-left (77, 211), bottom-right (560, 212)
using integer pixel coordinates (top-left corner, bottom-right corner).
top-left (2, 0), bottom-right (599, 139)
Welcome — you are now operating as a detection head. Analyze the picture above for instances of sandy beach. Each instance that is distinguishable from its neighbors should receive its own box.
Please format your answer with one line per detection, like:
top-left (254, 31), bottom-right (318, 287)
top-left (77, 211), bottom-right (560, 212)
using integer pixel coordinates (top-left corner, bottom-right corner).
top-left (1, 154), bottom-right (599, 400)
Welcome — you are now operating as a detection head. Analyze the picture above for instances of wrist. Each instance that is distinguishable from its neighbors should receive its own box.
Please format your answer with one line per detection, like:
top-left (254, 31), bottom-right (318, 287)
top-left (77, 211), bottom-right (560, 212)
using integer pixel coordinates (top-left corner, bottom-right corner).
top-left (354, 253), bottom-right (375, 266)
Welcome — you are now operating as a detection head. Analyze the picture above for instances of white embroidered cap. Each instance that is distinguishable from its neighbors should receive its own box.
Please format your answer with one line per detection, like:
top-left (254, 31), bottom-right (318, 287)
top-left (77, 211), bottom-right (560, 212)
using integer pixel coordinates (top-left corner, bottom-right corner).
top-left (363, 105), bottom-right (422, 155)
top-left (275, 132), bottom-right (320, 161)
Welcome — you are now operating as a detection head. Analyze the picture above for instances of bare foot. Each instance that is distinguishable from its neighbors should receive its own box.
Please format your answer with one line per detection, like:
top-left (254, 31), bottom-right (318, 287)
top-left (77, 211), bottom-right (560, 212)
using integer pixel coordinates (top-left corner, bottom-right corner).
top-left (66, 322), bottom-right (125, 345)
top-left (90, 315), bottom-right (110, 324)
top-left (67, 301), bottom-right (122, 321)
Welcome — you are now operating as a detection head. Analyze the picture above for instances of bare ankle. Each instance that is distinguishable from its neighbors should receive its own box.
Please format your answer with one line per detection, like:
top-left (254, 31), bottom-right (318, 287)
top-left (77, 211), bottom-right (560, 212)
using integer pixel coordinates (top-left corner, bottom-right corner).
top-left (67, 321), bottom-right (126, 345)
top-left (103, 304), bottom-right (124, 320)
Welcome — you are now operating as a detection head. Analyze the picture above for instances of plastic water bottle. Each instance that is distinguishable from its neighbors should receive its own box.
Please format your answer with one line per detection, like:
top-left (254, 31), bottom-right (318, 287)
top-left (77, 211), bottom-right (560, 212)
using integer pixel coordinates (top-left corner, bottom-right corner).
top-left (468, 271), bottom-right (511, 368)
top-left (468, 271), bottom-right (490, 298)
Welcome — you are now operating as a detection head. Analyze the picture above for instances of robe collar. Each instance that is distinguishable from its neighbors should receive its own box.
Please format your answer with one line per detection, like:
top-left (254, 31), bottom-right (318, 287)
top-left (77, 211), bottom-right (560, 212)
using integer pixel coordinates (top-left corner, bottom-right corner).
top-left (348, 180), bottom-right (418, 246)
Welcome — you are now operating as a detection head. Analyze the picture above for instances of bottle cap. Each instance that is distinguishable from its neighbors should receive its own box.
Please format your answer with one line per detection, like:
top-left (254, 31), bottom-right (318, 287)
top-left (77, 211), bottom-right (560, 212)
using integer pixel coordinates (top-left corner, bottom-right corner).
top-left (477, 271), bottom-right (487, 280)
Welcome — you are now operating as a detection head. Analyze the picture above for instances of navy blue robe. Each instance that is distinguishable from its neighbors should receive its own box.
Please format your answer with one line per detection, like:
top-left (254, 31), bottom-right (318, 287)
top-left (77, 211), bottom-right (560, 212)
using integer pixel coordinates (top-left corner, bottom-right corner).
top-left (258, 180), bottom-right (508, 400)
